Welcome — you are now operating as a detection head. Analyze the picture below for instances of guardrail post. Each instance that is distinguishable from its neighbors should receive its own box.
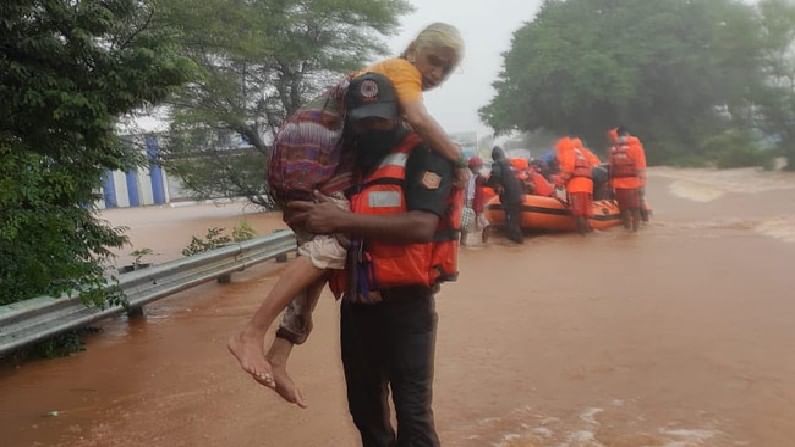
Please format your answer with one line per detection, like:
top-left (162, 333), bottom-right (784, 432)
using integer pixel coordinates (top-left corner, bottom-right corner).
top-left (217, 274), bottom-right (232, 284)
top-left (273, 229), bottom-right (290, 263)
top-left (126, 306), bottom-right (145, 319)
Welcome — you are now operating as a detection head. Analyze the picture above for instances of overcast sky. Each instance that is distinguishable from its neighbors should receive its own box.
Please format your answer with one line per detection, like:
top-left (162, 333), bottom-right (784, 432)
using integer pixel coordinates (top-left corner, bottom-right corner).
top-left (129, 1), bottom-right (543, 136)
top-left (382, 0), bottom-right (543, 138)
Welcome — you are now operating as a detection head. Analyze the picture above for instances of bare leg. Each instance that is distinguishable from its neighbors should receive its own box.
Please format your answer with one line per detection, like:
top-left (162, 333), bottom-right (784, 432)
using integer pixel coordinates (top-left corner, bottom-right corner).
top-left (266, 337), bottom-right (307, 408)
top-left (228, 256), bottom-right (325, 388)
top-left (263, 278), bottom-right (325, 408)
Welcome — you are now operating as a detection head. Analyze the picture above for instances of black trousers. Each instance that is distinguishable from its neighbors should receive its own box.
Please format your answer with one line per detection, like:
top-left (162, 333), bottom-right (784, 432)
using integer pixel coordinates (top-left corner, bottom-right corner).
top-left (503, 199), bottom-right (523, 242)
top-left (340, 290), bottom-right (440, 447)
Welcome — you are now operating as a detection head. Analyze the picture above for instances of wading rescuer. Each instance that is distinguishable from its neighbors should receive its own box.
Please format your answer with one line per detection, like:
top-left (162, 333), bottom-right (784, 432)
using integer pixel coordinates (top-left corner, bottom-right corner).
top-left (557, 137), bottom-right (594, 234)
top-left (488, 146), bottom-right (524, 243)
top-left (574, 138), bottom-right (608, 200)
top-left (609, 126), bottom-right (647, 231)
top-left (268, 73), bottom-right (461, 447)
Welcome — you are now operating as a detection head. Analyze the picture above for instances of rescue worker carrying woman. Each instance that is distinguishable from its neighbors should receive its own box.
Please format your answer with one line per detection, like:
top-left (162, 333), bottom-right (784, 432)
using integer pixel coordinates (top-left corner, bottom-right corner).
top-left (283, 73), bottom-right (462, 447)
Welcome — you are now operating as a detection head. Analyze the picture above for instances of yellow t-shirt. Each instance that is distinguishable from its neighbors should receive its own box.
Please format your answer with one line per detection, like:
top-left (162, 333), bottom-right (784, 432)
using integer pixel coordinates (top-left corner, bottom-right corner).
top-left (363, 58), bottom-right (423, 105)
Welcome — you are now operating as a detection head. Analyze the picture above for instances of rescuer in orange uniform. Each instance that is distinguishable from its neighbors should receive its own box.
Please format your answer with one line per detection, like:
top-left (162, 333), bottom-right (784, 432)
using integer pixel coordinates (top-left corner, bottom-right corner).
top-left (608, 126), bottom-right (647, 231)
top-left (557, 136), bottom-right (594, 234)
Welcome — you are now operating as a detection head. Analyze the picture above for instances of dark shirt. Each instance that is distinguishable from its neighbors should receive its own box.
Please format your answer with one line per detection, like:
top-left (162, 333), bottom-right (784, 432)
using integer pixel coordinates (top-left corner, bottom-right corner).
top-left (355, 139), bottom-right (453, 216)
top-left (404, 145), bottom-right (453, 217)
top-left (488, 159), bottom-right (523, 204)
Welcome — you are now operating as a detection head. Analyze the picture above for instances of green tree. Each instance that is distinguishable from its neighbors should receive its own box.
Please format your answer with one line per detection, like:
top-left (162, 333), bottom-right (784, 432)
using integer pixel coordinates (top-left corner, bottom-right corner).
top-left (481, 0), bottom-right (764, 163)
top-left (161, 0), bottom-right (412, 206)
top-left (0, 0), bottom-right (194, 305)
top-left (756, 0), bottom-right (795, 169)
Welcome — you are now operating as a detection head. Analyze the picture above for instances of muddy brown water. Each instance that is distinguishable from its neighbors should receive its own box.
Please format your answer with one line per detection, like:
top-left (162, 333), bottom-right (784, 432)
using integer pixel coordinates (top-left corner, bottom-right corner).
top-left (99, 200), bottom-right (285, 266)
top-left (2, 169), bottom-right (795, 447)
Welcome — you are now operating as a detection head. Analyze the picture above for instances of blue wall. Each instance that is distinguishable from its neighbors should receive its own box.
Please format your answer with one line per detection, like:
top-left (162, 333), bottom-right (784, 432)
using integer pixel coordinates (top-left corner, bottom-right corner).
top-left (145, 134), bottom-right (166, 205)
top-left (102, 171), bottom-right (117, 208)
top-left (125, 169), bottom-right (140, 207)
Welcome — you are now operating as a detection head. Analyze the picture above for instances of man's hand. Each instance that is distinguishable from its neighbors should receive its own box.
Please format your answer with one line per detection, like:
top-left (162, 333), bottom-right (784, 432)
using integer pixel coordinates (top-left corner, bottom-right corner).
top-left (286, 191), bottom-right (350, 234)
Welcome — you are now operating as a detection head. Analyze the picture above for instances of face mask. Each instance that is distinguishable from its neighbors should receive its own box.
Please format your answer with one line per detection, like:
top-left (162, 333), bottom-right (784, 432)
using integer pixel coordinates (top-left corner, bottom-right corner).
top-left (354, 129), bottom-right (403, 169)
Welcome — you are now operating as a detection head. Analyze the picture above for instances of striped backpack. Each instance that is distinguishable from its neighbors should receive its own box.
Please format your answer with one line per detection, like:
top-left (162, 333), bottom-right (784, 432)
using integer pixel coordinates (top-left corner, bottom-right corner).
top-left (267, 78), bottom-right (353, 204)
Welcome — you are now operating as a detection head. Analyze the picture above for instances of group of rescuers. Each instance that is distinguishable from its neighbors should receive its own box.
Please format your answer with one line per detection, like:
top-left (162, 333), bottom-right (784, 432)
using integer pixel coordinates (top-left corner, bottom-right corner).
top-left (465, 127), bottom-right (649, 242)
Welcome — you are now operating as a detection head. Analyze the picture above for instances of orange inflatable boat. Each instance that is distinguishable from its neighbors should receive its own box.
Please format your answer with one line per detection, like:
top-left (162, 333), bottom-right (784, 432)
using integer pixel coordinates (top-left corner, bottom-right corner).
top-left (484, 194), bottom-right (623, 232)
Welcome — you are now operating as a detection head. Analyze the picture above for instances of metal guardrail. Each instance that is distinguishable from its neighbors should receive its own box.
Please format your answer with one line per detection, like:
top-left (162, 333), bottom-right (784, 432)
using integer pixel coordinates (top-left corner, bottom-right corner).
top-left (0, 231), bottom-right (296, 357)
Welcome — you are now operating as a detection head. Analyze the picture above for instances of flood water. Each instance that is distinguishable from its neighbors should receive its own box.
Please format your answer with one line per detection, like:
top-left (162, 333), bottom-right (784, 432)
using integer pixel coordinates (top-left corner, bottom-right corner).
top-left (2, 168), bottom-right (795, 447)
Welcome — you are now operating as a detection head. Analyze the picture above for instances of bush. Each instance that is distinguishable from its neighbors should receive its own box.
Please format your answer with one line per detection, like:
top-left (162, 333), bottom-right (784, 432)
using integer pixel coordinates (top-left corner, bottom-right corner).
top-left (231, 221), bottom-right (257, 242)
top-left (0, 1), bottom-right (193, 306)
top-left (129, 248), bottom-right (156, 268)
top-left (782, 145), bottom-right (795, 171)
top-left (182, 227), bottom-right (232, 256)
top-left (182, 222), bottom-right (258, 256)
top-left (715, 146), bottom-right (765, 169)
top-left (762, 156), bottom-right (778, 171)
top-left (700, 129), bottom-right (766, 169)
top-left (669, 154), bottom-right (710, 168)
top-left (0, 327), bottom-right (103, 364)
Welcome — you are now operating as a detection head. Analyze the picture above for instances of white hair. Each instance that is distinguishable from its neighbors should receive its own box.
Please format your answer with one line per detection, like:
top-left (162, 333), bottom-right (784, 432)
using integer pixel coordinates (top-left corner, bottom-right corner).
top-left (407, 23), bottom-right (465, 64)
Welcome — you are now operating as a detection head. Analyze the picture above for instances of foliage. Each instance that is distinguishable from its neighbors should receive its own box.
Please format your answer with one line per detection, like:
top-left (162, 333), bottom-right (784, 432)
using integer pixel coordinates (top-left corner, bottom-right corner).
top-left (1, 326), bottom-right (106, 362)
top-left (714, 147), bottom-right (766, 169)
top-left (181, 222), bottom-right (257, 256)
top-left (129, 248), bottom-right (156, 267)
top-left (33, 330), bottom-right (87, 358)
top-left (159, 0), bottom-right (412, 206)
top-left (231, 221), bottom-right (257, 242)
top-left (755, 0), bottom-right (795, 169)
top-left (182, 227), bottom-right (232, 256)
top-left (481, 0), bottom-right (767, 162)
top-left (0, 0), bottom-right (194, 305)
top-left (698, 129), bottom-right (764, 169)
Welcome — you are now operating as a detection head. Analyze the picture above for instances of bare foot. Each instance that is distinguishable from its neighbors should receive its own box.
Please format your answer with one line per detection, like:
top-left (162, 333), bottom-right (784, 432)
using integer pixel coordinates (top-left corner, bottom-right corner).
top-left (227, 331), bottom-right (274, 388)
top-left (269, 362), bottom-right (307, 409)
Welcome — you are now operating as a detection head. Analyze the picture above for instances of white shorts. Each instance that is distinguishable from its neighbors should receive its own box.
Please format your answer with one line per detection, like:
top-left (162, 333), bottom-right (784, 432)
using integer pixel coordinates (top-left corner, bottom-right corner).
top-left (293, 194), bottom-right (349, 270)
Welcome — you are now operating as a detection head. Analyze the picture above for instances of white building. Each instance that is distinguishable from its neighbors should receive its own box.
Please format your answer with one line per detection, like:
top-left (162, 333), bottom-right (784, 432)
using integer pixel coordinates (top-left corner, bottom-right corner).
top-left (97, 134), bottom-right (171, 209)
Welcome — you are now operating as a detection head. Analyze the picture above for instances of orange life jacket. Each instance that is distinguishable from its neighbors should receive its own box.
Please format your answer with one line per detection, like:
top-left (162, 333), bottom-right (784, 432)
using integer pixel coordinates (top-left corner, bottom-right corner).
top-left (572, 148), bottom-right (592, 178)
top-left (609, 139), bottom-right (638, 178)
top-left (529, 169), bottom-right (554, 197)
top-left (330, 133), bottom-right (462, 300)
top-left (509, 158), bottom-right (529, 171)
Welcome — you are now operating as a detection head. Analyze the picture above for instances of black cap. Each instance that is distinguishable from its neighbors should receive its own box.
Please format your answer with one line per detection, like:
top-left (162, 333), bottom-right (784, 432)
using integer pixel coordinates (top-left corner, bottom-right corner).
top-left (346, 72), bottom-right (399, 120)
